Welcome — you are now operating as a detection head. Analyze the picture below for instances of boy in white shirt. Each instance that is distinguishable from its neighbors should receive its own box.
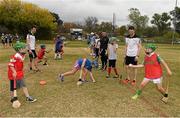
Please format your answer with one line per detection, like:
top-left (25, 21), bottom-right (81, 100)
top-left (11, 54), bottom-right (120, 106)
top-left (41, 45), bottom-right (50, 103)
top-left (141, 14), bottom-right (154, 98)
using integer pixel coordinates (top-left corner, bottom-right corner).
top-left (106, 37), bottom-right (119, 78)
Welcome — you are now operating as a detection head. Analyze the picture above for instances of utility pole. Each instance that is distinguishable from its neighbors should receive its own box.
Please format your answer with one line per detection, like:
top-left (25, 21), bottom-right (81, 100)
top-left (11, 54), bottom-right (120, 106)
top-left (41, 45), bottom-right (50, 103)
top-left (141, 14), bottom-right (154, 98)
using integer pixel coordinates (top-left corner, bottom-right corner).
top-left (172, 0), bottom-right (178, 45)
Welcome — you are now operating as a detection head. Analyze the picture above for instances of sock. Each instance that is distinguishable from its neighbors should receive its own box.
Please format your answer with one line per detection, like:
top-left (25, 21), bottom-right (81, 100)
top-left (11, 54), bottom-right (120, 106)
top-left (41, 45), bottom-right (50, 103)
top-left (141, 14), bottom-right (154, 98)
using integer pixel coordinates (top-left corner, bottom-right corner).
top-left (108, 67), bottom-right (111, 75)
top-left (136, 90), bottom-right (142, 95)
top-left (164, 93), bottom-right (168, 97)
top-left (114, 68), bottom-right (118, 75)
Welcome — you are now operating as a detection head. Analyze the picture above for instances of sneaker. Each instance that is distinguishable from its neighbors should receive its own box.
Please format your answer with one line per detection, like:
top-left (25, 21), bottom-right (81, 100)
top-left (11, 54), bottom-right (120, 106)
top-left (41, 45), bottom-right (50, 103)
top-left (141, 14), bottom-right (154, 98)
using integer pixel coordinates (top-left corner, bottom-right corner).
top-left (106, 75), bottom-right (110, 78)
top-left (43, 63), bottom-right (48, 66)
top-left (132, 94), bottom-right (139, 100)
top-left (122, 78), bottom-right (130, 84)
top-left (58, 74), bottom-right (64, 82)
top-left (161, 97), bottom-right (168, 104)
top-left (113, 75), bottom-right (119, 78)
top-left (131, 80), bottom-right (136, 86)
top-left (26, 96), bottom-right (37, 103)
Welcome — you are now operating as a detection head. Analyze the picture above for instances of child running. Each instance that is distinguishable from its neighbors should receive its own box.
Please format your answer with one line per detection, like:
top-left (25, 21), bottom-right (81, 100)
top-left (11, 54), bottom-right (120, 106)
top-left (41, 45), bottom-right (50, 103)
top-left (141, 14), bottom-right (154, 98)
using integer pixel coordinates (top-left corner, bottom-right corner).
top-left (58, 58), bottom-right (96, 83)
top-left (129, 44), bottom-right (172, 103)
top-left (106, 37), bottom-right (119, 78)
top-left (8, 42), bottom-right (37, 105)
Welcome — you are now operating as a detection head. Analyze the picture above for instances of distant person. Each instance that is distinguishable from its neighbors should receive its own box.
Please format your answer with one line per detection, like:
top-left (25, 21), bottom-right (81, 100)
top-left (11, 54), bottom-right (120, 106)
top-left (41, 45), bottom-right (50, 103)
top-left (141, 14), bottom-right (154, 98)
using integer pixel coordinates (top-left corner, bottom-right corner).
top-left (1, 33), bottom-right (5, 48)
top-left (54, 35), bottom-right (64, 60)
top-left (26, 26), bottom-right (38, 71)
top-left (99, 32), bottom-right (109, 71)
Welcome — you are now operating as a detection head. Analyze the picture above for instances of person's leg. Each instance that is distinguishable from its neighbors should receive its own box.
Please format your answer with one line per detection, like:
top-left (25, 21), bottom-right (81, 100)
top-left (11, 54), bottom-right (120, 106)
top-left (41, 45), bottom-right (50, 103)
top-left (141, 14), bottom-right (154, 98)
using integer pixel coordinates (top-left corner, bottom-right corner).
top-left (107, 60), bottom-right (111, 77)
top-left (132, 57), bottom-right (138, 85)
top-left (103, 55), bottom-right (108, 70)
top-left (43, 56), bottom-right (48, 65)
top-left (22, 87), bottom-right (30, 97)
top-left (61, 68), bottom-right (79, 77)
top-left (132, 78), bottom-right (150, 99)
top-left (82, 68), bottom-right (88, 81)
top-left (89, 71), bottom-right (96, 82)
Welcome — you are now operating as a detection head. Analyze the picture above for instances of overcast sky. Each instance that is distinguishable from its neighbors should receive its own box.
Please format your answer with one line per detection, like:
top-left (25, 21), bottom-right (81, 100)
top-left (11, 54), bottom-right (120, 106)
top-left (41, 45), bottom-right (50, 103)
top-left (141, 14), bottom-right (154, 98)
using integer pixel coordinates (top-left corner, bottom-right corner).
top-left (22, 0), bottom-right (180, 26)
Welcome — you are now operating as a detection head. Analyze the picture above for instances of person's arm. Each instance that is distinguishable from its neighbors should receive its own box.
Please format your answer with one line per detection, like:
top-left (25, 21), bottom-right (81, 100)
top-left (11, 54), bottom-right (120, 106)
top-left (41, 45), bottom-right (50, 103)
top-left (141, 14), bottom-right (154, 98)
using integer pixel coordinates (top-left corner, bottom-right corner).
top-left (114, 44), bottom-right (118, 53)
top-left (129, 64), bottom-right (144, 68)
top-left (10, 66), bottom-right (17, 79)
top-left (160, 59), bottom-right (172, 76)
top-left (136, 39), bottom-right (142, 57)
top-left (79, 58), bottom-right (87, 79)
top-left (26, 34), bottom-right (32, 53)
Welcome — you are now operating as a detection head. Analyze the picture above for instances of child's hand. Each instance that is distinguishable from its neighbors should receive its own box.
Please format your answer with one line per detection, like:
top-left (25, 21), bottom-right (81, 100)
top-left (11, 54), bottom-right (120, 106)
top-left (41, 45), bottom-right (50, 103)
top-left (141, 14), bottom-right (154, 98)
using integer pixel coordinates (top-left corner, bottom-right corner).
top-left (167, 70), bottom-right (172, 76)
top-left (129, 64), bottom-right (133, 67)
top-left (12, 72), bottom-right (17, 78)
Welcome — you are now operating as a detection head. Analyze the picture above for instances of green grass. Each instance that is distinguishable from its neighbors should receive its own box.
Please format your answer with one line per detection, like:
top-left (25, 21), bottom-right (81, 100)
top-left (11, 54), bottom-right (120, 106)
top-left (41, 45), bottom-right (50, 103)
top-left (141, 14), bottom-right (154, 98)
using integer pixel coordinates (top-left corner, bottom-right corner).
top-left (0, 42), bottom-right (180, 117)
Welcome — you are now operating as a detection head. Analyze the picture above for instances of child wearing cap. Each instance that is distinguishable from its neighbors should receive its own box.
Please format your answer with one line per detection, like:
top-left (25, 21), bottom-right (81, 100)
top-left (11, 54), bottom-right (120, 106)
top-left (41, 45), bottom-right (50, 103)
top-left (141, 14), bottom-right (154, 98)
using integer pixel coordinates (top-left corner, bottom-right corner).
top-left (8, 42), bottom-right (37, 104)
top-left (36, 44), bottom-right (49, 66)
top-left (58, 58), bottom-right (96, 84)
top-left (129, 43), bottom-right (172, 103)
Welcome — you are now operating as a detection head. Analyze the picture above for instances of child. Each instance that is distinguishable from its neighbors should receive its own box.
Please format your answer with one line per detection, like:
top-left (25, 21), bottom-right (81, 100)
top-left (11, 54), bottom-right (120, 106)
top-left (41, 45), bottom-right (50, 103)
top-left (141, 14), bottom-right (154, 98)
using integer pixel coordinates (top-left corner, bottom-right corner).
top-left (36, 44), bottom-right (49, 66)
top-left (58, 58), bottom-right (96, 83)
top-left (54, 35), bottom-right (64, 60)
top-left (8, 42), bottom-right (37, 104)
top-left (106, 37), bottom-right (119, 78)
top-left (129, 44), bottom-right (172, 103)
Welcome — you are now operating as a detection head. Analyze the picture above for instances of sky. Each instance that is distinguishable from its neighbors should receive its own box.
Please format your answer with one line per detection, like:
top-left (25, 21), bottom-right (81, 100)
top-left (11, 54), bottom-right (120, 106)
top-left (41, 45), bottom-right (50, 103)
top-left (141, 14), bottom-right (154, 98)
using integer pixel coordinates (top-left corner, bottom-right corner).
top-left (22, 0), bottom-right (180, 26)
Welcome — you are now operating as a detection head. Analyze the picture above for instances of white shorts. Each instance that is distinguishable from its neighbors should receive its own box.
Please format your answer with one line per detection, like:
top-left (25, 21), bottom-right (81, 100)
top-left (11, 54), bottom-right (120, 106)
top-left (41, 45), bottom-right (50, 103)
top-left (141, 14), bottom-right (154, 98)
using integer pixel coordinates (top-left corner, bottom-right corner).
top-left (144, 77), bottom-right (162, 84)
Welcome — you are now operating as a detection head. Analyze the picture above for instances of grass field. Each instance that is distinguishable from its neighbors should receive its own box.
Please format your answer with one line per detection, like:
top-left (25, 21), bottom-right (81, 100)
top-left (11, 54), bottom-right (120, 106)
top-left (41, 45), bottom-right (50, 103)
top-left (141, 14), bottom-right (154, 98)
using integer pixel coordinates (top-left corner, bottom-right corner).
top-left (0, 41), bottom-right (180, 117)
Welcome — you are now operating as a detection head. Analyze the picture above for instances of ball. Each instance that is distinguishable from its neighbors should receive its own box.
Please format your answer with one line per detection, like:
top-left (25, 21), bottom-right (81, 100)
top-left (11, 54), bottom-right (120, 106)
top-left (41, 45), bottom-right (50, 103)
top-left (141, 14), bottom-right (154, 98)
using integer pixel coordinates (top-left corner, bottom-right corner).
top-left (77, 81), bottom-right (83, 86)
top-left (12, 100), bottom-right (21, 108)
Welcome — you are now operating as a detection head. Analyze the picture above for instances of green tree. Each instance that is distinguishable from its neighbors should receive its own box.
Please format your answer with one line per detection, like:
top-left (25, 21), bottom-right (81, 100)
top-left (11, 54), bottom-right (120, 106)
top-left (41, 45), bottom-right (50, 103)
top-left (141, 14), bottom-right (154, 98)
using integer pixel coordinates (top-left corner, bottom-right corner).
top-left (84, 16), bottom-right (98, 33)
top-left (170, 7), bottom-right (180, 33)
top-left (98, 22), bottom-right (113, 33)
top-left (128, 8), bottom-right (149, 35)
top-left (116, 25), bottom-right (126, 36)
top-left (0, 0), bottom-right (57, 39)
top-left (151, 12), bottom-right (171, 35)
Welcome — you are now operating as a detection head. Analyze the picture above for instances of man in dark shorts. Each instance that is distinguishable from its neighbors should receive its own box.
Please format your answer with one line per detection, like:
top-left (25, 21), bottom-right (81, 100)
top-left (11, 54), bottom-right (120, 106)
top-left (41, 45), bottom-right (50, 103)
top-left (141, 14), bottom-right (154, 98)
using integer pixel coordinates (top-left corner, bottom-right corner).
top-left (26, 26), bottom-right (38, 71)
top-left (123, 26), bottom-right (141, 86)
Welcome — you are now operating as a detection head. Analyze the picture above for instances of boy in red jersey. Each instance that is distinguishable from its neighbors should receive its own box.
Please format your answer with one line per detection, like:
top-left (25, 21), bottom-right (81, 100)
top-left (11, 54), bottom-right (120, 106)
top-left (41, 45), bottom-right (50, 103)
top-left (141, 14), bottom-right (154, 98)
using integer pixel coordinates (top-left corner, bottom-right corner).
top-left (8, 42), bottom-right (37, 104)
top-left (36, 44), bottom-right (49, 66)
top-left (129, 44), bottom-right (172, 103)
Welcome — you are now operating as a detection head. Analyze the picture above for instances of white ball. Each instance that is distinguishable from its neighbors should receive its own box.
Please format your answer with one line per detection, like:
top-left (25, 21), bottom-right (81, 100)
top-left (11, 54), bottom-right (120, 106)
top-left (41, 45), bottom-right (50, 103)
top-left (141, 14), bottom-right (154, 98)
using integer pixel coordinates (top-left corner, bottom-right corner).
top-left (77, 81), bottom-right (83, 86)
top-left (12, 101), bottom-right (21, 108)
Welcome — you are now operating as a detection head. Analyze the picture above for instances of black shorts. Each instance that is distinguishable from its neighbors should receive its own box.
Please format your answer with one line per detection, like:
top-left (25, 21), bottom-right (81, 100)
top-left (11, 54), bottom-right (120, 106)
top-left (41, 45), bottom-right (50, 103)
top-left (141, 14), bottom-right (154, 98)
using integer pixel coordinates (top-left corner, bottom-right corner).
top-left (109, 60), bottom-right (116, 67)
top-left (125, 56), bottom-right (137, 65)
top-left (10, 79), bottom-right (26, 91)
top-left (29, 50), bottom-right (37, 59)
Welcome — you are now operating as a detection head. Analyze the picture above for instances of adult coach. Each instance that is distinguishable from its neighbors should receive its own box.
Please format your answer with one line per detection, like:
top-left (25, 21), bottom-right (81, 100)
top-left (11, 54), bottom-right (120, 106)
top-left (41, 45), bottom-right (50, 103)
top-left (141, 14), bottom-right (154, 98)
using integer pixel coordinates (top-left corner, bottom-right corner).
top-left (100, 32), bottom-right (109, 70)
top-left (26, 26), bottom-right (38, 71)
top-left (123, 26), bottom-right (141, 86)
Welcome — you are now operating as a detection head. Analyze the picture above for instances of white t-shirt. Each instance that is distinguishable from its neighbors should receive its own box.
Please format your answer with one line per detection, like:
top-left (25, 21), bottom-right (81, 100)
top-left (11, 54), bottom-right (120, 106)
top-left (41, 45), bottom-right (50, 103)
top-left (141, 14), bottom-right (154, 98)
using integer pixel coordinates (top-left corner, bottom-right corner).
top-left (108, 43), bottom-right (118, 60)
top-left (95, 38), bottom-right (100, 48)
top-left (27, 33), bottom-right (36, 50)
top-left (125, 35), bottom-right (141, 57)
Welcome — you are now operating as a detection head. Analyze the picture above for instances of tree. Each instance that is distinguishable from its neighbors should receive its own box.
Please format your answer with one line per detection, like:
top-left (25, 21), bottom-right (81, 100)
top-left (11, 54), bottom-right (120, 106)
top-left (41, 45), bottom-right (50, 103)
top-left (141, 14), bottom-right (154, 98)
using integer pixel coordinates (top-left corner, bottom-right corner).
top-left (84, 16), bottom-right (98, 33)
top-left (143, 26), bottom-right (158, 37)
top-left (170, 7), bottom-right (180, 33)
top-left (0, 0), bottom-right (57, 39)
top-left (98, 22), bottom-right (113, 33)
top-left (128, 8), bottom-right (149, 35)
top-left (151, 12), bottom-right (171, 35)
top-left (116, 25), bottom-right (127, 36)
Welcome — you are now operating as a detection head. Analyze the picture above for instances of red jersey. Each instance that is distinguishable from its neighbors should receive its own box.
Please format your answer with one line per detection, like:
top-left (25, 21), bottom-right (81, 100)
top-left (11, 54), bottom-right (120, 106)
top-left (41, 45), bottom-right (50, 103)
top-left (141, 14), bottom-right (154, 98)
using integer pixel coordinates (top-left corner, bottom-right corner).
top-left (144, 53), bottom-right (162, 79)
top-left (37, 48), bottom-right (45, 59)
top-left (8, 53), bottom-right (25, 80)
